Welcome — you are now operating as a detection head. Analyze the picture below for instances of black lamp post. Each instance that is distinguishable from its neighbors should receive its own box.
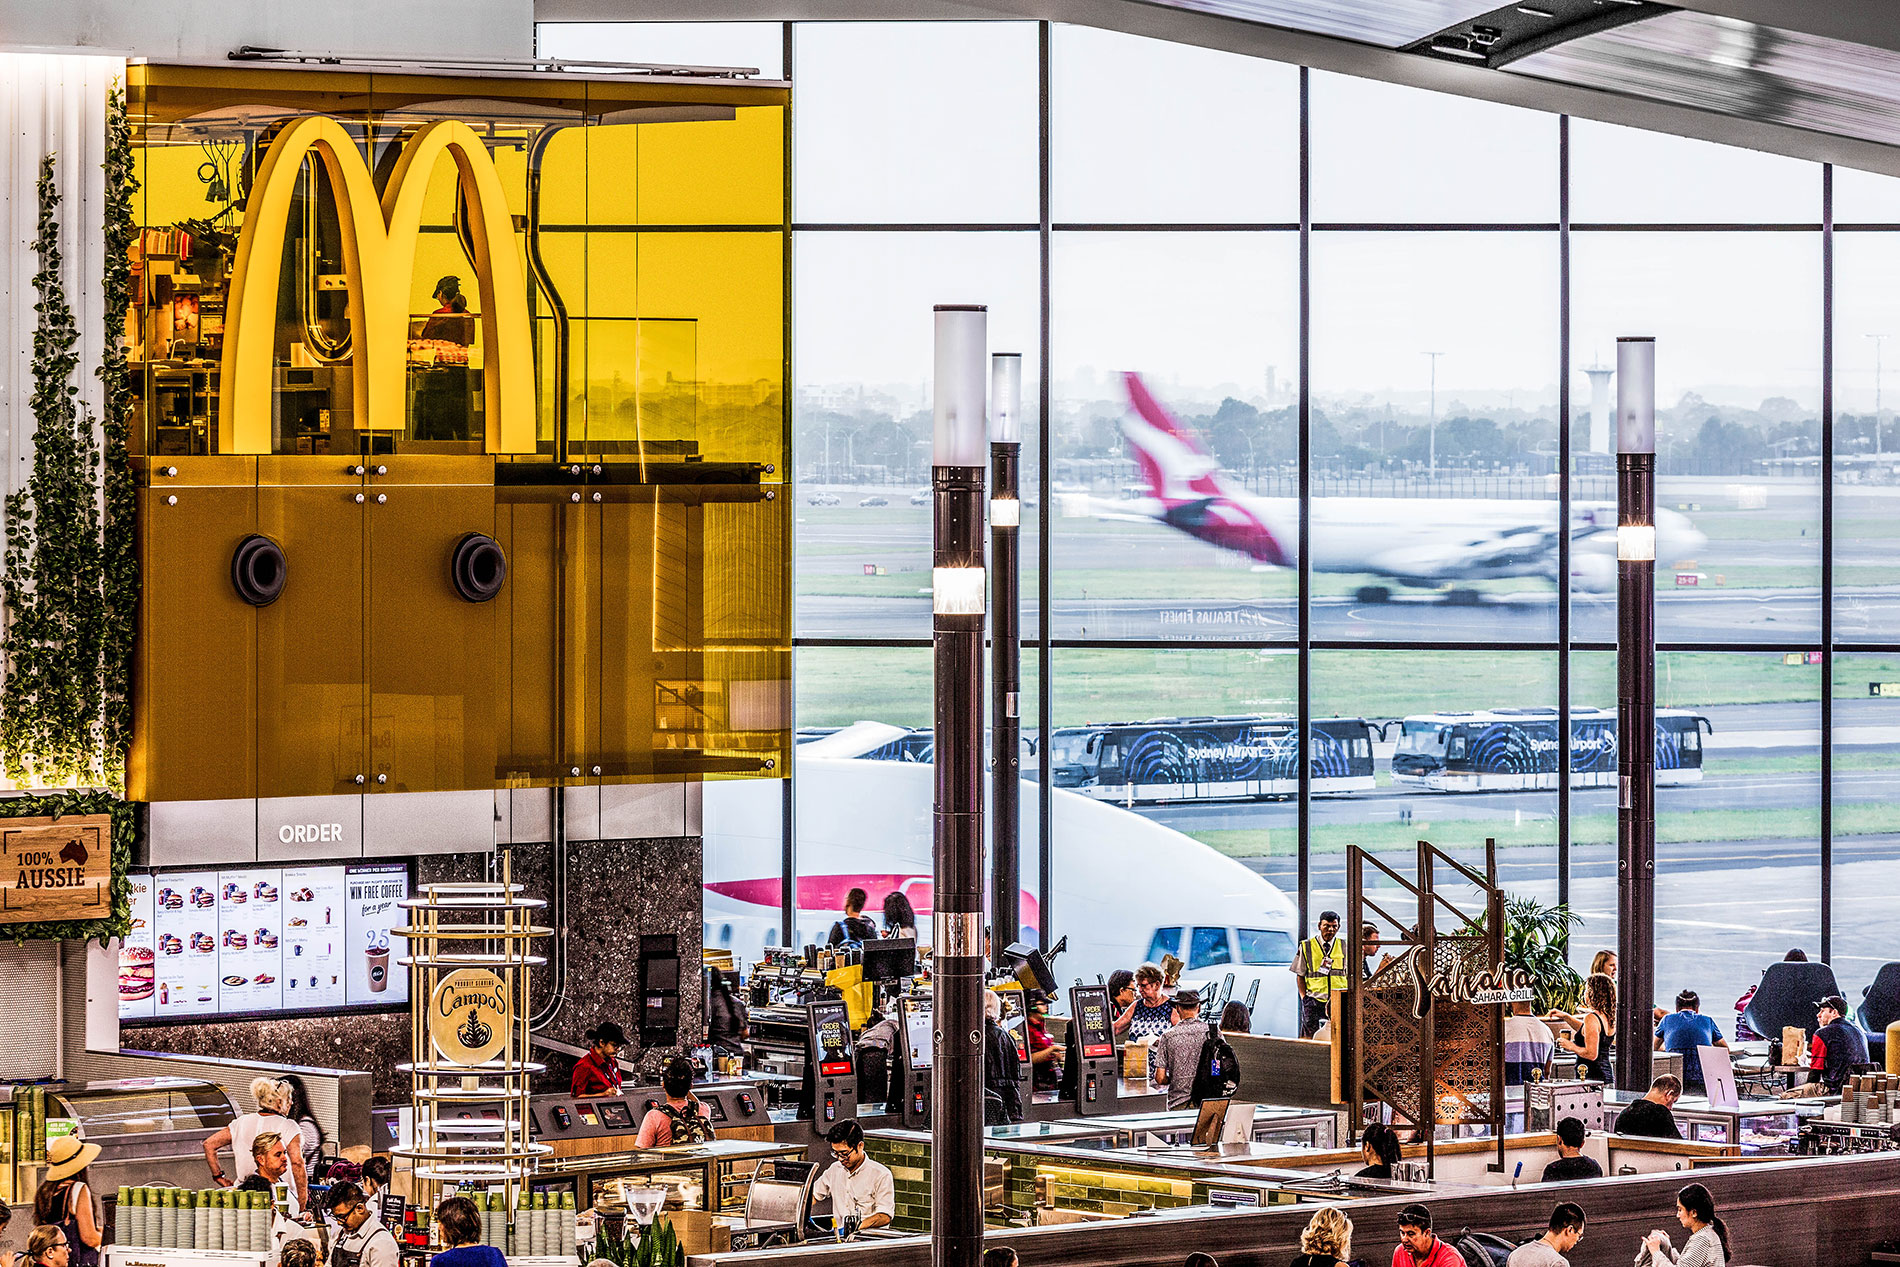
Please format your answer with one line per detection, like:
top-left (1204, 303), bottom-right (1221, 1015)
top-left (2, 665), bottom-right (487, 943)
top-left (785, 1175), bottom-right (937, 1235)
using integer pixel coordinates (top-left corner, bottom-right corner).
top-left (1615, 335), bottom-right (1657, 1096)
top-left (931, 304), bottom-right (987, 1267)
top-left (990, 352), bottom-right (1023, 951)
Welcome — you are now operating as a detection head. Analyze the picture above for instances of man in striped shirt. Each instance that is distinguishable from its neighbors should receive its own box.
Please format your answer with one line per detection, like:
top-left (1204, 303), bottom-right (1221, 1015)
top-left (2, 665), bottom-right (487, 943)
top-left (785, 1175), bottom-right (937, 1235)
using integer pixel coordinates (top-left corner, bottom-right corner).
top-left (1505, 1000), bottom-right (1556, 1086)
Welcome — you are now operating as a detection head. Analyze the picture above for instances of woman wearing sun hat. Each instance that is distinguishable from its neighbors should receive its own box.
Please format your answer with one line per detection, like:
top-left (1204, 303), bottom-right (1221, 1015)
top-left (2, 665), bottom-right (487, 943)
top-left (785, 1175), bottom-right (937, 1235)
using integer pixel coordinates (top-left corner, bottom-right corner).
top-left (32, 1135), bottom-right (101, 1267)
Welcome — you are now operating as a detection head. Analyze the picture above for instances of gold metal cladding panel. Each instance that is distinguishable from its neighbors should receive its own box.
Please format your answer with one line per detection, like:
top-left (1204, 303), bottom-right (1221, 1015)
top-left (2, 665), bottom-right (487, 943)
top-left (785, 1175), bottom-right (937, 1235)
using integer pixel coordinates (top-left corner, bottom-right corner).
top-left (131, 478), bottom-right (258, 804)
top-left (598, 495), bottom-right (668, 782)
top-left (367, 476), bottom-right (499, 794)
top-left (493, 488), bottom-right (560, 784)
top-left (255, 469), bottom-right (366, 798)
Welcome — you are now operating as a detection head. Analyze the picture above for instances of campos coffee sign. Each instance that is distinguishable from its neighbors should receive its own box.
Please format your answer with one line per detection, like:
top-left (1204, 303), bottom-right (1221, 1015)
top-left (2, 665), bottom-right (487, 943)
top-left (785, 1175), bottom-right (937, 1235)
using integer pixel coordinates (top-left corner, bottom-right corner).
top-left (0, 816), bottom-right (111, 923)
top-left (429, 968), bottom-right (510, 1065)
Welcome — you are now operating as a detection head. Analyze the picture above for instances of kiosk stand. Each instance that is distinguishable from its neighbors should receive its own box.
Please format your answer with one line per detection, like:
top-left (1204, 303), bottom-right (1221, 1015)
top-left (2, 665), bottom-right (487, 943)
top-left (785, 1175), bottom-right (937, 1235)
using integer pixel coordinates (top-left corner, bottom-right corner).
top-left (896, 995), bottom-right (933, 1128)
top-left (1068, 984), bottom-right (1120, 1117)
top-left (807, 1000), bottom-right (858, 1128)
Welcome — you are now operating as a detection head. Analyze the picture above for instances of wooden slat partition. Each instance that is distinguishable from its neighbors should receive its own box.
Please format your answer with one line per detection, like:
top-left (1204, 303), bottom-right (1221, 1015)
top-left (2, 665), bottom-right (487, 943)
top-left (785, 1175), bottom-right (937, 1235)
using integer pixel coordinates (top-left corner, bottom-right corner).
top-left (693, 1152), bottom-right (1900, 1267)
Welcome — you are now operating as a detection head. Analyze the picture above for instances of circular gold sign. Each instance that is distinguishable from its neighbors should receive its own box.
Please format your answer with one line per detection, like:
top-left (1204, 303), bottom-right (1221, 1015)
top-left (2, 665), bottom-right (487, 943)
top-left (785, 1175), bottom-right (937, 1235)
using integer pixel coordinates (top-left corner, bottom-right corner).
top-left (430, 968), bottom-right (510, 1065)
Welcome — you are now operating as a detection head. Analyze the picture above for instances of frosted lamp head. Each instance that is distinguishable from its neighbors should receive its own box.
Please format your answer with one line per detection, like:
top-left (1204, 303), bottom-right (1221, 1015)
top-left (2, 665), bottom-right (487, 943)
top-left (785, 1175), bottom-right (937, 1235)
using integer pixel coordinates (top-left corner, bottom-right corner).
top-left (990, 496), bottom-right (1020, 528)
top-left (933, 305), bottom-right (989, 468)
top-left (933, 566), bottom-right (986, 615)
top-left (1617, 337), bottom-right (1656, 454)
top-left (991, 353), bottom-right (1023, 445)
top-left (1617, 524), bottom-right (1656, 562)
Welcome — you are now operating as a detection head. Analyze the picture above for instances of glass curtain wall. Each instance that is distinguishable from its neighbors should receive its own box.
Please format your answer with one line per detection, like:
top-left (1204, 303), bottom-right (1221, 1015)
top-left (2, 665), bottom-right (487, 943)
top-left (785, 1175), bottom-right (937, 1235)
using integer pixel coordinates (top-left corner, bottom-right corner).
top-left (538, 18), bottom-right (1899, 1030)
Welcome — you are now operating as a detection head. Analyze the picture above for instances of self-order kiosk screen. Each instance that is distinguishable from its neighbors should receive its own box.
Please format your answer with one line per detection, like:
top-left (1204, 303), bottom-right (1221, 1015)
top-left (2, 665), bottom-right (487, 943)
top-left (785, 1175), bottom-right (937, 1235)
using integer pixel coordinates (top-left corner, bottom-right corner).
top-left (811, 1002), bottom-right (854, 1077)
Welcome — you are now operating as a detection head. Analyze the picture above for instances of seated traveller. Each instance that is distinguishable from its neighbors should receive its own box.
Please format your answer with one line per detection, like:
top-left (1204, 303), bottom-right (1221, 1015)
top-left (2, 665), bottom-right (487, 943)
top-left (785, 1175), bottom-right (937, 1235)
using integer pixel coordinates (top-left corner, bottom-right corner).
top-left (1540, 1117), bottom-right (1603, 1182)
top-left (1654, 991), bottom-right (1727, 1094)
top-left (1613, 1075), bottom-right (1683, 1141)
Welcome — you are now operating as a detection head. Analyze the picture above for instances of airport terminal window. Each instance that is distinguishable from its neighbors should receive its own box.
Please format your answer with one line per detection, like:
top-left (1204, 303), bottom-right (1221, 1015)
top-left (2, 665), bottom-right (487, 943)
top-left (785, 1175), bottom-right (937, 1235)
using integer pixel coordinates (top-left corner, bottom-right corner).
top-left (792, 22), bottom-right (1039, 224)
top-left (1189, 926), bottom-right (1233, 970)
top-left (1568, 118), bottom-right (1821, 224)
top-left (1569, 230), bottom-right (1823, 644)
top-left (1307, 71), bottom-right (1558, 224)
top-left (1049, 25), bottom-right (1298, 225)
top-left (549, 18), bottom-right (1872, 980)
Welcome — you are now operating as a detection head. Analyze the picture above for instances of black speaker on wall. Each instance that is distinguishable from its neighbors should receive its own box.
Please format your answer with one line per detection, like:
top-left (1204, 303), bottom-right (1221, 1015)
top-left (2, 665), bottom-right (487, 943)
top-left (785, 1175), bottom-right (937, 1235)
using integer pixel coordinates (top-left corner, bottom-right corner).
top-left (230, 534), bottom-right (287, 606)
top-left (450, 532), bottom-right (508, 603)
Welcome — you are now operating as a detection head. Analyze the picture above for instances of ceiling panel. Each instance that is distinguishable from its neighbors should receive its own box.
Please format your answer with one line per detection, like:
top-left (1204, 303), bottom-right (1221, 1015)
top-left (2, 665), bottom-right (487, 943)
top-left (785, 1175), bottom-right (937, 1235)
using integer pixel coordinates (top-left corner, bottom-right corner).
top-left (1138, 0), bottom-right (1482, 49)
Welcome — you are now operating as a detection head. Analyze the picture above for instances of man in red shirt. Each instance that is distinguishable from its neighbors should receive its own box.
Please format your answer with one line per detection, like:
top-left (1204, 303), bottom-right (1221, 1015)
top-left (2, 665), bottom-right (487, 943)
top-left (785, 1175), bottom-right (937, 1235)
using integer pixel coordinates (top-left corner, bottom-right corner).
top-left (571, 1021), bottom-right (627, 1097)
top-left (1392, 1204), bottom-right (1467, 1267)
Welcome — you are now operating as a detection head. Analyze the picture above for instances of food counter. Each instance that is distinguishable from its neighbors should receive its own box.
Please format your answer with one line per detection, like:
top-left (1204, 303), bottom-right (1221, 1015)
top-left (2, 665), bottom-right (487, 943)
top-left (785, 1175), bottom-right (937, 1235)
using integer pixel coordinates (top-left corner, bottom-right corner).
top-left (6, 1079), bottom-right (238, 1220)
top-left (531, 1138), bottom-right (807, 1211)
top-left (1601, 1091), bottom-right (1823, 1153)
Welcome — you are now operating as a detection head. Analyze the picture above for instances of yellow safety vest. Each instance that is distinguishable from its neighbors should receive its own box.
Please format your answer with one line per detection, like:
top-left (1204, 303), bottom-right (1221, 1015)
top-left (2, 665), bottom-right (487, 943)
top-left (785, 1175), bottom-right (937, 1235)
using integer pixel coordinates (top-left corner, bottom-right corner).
top-left (1298, 936), bottom-right (1350, 995)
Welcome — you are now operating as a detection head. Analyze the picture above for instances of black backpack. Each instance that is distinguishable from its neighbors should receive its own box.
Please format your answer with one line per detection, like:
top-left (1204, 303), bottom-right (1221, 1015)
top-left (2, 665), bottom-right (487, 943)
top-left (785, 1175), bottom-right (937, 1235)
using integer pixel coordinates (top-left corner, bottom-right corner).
top-left (1188, 1026), bottom-right (1242, 1104)
top-left (1451, 1231), bottom-right (1518, 1267)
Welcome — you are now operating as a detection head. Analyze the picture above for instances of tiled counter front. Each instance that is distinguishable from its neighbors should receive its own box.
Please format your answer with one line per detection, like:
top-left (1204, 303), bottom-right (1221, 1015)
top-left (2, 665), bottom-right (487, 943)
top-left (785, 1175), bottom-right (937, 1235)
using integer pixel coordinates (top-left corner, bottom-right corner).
top-left (865, 1135), bottom-right (1277, 1233)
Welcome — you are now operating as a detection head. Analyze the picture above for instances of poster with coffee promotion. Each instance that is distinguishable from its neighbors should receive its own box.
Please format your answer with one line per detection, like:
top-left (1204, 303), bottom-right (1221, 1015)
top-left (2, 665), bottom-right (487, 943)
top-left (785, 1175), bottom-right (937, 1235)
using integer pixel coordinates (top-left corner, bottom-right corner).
top-left (345, 863), bottom-right (409, 1005)
top-left (121, 861), bottom-right (409, 1022)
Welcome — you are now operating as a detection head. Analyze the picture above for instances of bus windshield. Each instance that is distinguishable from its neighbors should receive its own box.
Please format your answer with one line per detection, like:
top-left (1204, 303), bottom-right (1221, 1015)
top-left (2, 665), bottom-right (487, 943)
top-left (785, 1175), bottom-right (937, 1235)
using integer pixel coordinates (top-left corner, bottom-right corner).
top-left (1397, 722), bottom-right (1448, 756)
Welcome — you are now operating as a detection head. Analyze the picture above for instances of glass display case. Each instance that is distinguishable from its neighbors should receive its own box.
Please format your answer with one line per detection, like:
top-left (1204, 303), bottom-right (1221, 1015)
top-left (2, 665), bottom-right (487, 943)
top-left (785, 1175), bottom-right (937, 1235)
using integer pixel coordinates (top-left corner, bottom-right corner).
top-left (47, 1079), bottom-right (238, 1194)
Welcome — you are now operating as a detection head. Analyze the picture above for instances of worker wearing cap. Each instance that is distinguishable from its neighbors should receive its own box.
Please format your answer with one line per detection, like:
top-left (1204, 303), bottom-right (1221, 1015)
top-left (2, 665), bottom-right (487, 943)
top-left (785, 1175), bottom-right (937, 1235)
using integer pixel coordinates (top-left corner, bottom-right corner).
top-left (1805, 994), bottom-right (1869, 1092)
top-left (1292, 910), bottom-right (1350, 1039)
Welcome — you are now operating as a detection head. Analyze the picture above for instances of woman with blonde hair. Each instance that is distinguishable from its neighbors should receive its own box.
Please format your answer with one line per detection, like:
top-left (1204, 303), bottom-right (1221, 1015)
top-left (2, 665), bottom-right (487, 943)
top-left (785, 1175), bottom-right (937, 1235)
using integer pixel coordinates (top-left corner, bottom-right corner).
top-left (1552, 972), bottom-right (1618, 1087)
top-left (1289, 1206), bottom-right (1352, 1266)
top-left (201, 1076), bottom-right (309, 1206)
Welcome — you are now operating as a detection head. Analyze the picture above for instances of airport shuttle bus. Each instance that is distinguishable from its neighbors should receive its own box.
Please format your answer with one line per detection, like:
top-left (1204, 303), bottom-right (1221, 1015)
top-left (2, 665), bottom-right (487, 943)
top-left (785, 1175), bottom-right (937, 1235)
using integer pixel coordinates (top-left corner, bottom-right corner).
top-left (1390, 706), bottom-right (1713, 792)
top-left (1043, 716), bottom-right (1377, 804)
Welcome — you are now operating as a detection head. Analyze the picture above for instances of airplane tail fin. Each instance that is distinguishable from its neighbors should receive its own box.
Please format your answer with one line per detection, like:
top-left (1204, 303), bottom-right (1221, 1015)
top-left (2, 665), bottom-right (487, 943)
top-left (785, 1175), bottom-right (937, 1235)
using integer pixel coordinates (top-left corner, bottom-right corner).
top-left (1121, 371), bottom-right (1220, 499)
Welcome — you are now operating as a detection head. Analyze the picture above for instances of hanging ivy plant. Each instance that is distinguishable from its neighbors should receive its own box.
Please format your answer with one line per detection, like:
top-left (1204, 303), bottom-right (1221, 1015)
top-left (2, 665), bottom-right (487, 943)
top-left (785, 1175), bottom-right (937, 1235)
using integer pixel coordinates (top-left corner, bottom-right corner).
top-left (1, 152), bottom-right (106, 788)
top-left (98, 83), bottom-right (138, 787)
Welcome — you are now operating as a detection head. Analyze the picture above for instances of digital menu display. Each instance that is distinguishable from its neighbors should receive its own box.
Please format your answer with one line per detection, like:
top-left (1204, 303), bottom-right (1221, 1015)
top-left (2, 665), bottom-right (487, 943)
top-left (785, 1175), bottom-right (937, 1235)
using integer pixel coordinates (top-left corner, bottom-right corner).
top-left (809, 1001), bottom-right (854, 1078)
top-left (120, 862), bottom-right (409, 1022)
top-left (1071, 985), bottom-right (1115, 1059)
top-left (899, 999), bottom-right (933, 1072)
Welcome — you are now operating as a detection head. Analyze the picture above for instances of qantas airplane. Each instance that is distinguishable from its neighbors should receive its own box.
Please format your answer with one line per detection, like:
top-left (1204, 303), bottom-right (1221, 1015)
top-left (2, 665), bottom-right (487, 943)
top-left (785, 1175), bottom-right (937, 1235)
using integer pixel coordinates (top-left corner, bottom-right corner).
top-left (1091, 372), bottom-right (1706, 602)
top-left (701, 725), bottom-right (1304, 1036)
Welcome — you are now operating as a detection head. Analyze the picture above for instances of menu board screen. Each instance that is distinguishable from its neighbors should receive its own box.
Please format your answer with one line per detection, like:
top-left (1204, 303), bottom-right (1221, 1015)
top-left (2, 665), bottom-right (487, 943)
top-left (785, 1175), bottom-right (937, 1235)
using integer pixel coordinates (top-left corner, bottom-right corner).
top-left (1071, 984), bottom-right (1115, 1059)
top-left (120, 862), bottom-right (409, 1022)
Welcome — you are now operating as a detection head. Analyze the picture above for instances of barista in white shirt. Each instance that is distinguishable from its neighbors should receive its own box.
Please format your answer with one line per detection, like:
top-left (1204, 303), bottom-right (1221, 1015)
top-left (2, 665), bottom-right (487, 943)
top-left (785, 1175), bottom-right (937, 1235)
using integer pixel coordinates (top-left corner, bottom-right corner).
top-left (810, 1121), bottom-right (894, 1231)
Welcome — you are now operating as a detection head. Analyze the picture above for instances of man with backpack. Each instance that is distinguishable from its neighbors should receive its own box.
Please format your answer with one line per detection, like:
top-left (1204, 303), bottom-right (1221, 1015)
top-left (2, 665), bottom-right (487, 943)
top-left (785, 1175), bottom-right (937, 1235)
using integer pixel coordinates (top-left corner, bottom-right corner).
top-left (634, 1056), bottom-right (715, 1147)
top-left (1149, 989), bottom-right (1240, 1108)
top-left (827, 889), bottom-right (879, 947)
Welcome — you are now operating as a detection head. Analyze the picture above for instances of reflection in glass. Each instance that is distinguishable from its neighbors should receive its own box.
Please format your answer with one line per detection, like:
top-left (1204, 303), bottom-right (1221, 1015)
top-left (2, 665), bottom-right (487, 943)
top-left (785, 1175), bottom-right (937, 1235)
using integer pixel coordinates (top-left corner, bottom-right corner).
top-left (1828, 233), bottom-right (1900, 638)
top-left (1050, 25), bottom-right (1298, 225)
top-left (1570, 232), bottom-right (1821, 642)
top-left (793, 232), bottom-right (1040, 639)
top-left (1049, 232), bottom-right (1299, 640)
top-left (1829, 655), bottom-right (1900, 999)
top-left (1309, 232), bottom-right (1559, 639)
top-left (793, 22), bottom-right (1039, 224)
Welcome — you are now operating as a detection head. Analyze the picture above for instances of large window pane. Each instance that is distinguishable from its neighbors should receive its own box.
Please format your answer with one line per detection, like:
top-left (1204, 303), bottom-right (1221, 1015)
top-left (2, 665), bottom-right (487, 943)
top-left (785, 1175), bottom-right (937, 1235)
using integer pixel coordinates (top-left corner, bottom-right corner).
top-left (1309, 231), bottom-right (1559, 640)
top-left (1049, 231), bottom-right (1299, 640)
top-left (1050, 25), bottom-right (1298, 225)
top-left (793, 22), bottom-right (1038, 224)
top-left (1833, 167), bottom-right (1900, 225)
top-left (1570, 651), bottom-right (1821, 1020)
top-left (1309, 72), bottom-right (1558, 223)
top-left (1830, 231), bottom-right (1900, 638)
top-left (1570, 232), bottom-right (1822, 643)
top-left (1049, 649), bottom-right (1302, 1035)
top-left (794, 231), bottom-right (1040, 638)
top-left (1569, 120), bottom-right (1820, 224)
top-left (536, 21), bottom-right (785, 78)
top-left (1830, 654), bottom-right (1900, 1009)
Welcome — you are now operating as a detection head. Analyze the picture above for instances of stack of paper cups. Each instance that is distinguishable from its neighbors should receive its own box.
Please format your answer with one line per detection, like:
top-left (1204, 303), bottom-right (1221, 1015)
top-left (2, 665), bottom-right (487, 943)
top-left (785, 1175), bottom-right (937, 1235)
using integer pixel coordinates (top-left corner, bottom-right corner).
top-left (561, 1191), bottom-right (577, 1255)
top-left (195, 1191), bottom-right (212, 1249)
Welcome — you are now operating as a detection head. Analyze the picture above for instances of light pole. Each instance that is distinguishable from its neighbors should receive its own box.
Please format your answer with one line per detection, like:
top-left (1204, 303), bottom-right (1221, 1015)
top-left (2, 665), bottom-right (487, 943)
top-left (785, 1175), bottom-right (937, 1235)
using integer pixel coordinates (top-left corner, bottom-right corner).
top-left (990, 353), bottom-right (1023, 952)
top-left (1425, 351), bottom-right (1444, 477)
top-left (1868, 333), bottom-right (1889, 456)
top-left (1614, 335), bottom-right (1656, 1096)
top-left (931, 304), bottom-right (987, 1267)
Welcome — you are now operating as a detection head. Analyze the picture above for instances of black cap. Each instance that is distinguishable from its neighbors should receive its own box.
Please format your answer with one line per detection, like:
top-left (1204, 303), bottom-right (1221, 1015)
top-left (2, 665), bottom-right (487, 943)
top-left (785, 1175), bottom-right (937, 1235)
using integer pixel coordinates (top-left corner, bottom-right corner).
top-left (1817, 994), bottom-right (1849, 1015)
top-left (588, 1020), bottom-right (627, 1046)
top-left (1398, 1203), bottom-right (1432, 1230)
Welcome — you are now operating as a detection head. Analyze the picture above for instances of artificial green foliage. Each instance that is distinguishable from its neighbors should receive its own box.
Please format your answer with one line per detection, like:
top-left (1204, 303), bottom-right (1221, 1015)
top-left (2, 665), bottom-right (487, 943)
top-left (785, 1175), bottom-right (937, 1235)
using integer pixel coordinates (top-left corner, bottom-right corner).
top-left (1, 153), bottom-right (106, 788)
top-left (98, 83), bottom-right (138, 786)
top-left (1498, 893), bottom-right (1584, 1014)
top-left (595, 1217), bottom-right (683, 1267)
top-left (0, 789), bottom-right (132, 945)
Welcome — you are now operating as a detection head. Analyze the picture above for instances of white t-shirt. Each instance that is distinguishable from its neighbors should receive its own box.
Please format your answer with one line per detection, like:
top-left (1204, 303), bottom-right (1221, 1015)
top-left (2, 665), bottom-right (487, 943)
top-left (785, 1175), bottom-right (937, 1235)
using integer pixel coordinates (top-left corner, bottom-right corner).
top-left (812, 1156), bottom-right (895, 1222)
top-left (230, 1112), bottom-right (302, 1181)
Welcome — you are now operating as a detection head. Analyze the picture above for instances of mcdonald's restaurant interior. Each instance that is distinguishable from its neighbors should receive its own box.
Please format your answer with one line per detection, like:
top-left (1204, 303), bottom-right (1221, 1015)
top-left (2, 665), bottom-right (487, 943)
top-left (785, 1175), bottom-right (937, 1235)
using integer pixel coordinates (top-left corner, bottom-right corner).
top-left (9, 2), bottom-right (1900, 1267)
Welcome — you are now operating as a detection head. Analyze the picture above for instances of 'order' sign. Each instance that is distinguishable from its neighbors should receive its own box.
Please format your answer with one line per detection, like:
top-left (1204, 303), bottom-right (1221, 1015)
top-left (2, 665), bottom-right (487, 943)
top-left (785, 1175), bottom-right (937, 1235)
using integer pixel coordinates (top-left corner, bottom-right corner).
top-left (0, 816), bottom-right (112, 924)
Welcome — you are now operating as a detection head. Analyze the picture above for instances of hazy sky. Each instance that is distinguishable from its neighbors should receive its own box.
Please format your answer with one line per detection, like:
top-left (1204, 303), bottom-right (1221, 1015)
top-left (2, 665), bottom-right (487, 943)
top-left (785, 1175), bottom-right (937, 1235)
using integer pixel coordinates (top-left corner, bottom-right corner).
top-left (538, 19), bottom-right (1900, 411)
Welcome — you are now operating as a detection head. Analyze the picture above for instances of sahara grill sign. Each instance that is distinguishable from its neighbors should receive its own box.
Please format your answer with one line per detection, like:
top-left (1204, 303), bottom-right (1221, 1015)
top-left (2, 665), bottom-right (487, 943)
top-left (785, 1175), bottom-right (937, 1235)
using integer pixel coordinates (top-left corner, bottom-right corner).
top-left (220, 115), bottom-right (534, 455)
top-left (429, 967), bottom-right (511, 1065)
top-left (1398, 946), bottom-right (1535, 1019)
top-left (0, 816), bottom-right (112, 923)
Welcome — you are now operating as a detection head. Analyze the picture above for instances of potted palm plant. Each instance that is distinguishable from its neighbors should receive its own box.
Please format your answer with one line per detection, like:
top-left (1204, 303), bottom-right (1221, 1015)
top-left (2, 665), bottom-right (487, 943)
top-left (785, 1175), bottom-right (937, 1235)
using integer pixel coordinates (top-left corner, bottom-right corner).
top-left (1499, 894), bottom-right (1584, 1014)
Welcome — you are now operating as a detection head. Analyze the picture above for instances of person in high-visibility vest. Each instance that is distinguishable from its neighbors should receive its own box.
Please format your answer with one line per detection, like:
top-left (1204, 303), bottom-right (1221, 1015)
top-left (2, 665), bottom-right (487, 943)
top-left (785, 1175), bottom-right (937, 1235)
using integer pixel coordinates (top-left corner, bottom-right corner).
top-left (1291, 910), bottom-right (1349, 1038)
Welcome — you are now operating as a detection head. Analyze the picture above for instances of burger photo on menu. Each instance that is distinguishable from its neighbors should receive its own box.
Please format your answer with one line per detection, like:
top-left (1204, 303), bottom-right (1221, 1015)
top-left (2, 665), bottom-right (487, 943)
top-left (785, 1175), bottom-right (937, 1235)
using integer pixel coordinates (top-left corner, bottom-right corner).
top-left (190, 931), bottom-right (215, 953)
top-left (256, 929), bottom-right (279, 949)
top-left (190, 886), bottom-right (214, 908)
top-left (157, 887), bottom-right (183, 910)
top-left (222, 882), bottom-right (248, 904)
top-left (118, 947), bottom-right (154, 1003)
top-left (158, 933), bottom-right (183, 955)
top-left (223, 930), bottom-right (248, 950)
top-left (254, 880), bottom-right (279, 902)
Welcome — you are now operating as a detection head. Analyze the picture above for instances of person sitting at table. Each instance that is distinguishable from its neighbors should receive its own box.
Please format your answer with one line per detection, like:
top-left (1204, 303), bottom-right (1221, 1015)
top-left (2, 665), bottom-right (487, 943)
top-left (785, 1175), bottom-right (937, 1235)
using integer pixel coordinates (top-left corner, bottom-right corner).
top-left (1789, 993), bottom-right (1869, 1094)
top-left (1654, 991), bottom-right (1728, 1094)
top-left (1613, 1075), bottom-right (1684, 1140)
top-left (1540, 1117), bottom-right (1603, 1182)
top-left (635, 1056), bottom-right (715, 1147)
top-left (1506, 1203), bottom-right (1586, 1267)
top-left (1356, 1122), bottom-right (1403, 1179)
top-left (1289, 1206), bottom-right (1353, 1267)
